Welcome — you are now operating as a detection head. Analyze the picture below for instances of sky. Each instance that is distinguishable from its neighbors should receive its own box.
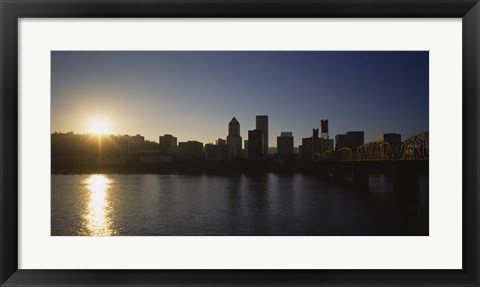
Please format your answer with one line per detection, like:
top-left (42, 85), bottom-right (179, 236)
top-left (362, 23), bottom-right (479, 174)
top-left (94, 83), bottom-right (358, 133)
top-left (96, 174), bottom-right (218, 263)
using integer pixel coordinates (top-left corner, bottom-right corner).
top-left (51, 51), bottom-right (428, 147)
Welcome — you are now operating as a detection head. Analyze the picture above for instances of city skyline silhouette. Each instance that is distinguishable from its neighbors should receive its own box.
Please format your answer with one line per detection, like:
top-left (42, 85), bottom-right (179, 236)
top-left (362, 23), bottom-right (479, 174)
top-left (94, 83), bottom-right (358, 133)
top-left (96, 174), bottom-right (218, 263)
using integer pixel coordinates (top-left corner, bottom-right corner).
top-left (51, 51), bottom-right (428, 146)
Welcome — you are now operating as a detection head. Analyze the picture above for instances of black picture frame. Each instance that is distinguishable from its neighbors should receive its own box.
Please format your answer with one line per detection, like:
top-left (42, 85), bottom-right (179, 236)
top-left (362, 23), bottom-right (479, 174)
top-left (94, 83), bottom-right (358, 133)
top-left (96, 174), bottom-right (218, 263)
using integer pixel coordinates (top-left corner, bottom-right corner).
top-left (1, 0), bottom-right (479, 286)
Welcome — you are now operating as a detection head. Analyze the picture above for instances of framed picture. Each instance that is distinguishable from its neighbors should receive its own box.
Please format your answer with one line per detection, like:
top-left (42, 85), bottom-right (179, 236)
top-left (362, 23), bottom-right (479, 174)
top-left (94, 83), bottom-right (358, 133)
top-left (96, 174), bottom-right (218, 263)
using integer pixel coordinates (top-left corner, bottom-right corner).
top-left (1, 0), bottom-right (478, 286)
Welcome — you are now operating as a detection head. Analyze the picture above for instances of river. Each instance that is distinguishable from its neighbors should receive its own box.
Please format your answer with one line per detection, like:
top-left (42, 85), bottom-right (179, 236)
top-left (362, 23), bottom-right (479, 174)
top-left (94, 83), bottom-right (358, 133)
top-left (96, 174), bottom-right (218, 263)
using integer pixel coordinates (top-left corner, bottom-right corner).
top-left (51, 173), bottom-right (428, 236)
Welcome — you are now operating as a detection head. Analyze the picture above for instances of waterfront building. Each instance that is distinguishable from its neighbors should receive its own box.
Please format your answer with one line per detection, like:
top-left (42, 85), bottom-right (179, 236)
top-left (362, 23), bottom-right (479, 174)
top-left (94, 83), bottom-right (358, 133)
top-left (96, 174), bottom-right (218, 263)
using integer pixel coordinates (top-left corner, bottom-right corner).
top-left (377, 133), bottom-right (402, 151)
top-left (216, 138), bottom-right (227, 145)
top-left (277, 132), bottom-right (294, 158)
top-left (178, 141), bottom-right (203, 158)
top-left (312, 128), bottom-right (320, 155)
top-left (300, 129), bottom-right (322, 161)
top-left (377, 133), bottom-right (401, 144)
top-left (301, 137), bottom-right (313, 161)
top-left (205, 144), bottom-right (229, 161)
top-left (248, 129), bottom-right (263, 160)
top-left (226, 117), bottom-right (242, 158)
top-left (159, 134), bottom-right (177, 154)
top-left (336, 134), bottom-right (346, 150)
top-left (243, 140), bottom-right (249, 158)
top-left (322, 138), bottom-right (334, 151)
top-left (138, 150), bottom-right (162, 164)
top-left (335, 131), bottom-right (365, 150)
top-left (112, 134), bottom-right (146, 154)
top-left (131, 134), bottom-right (145, 152)
top-left (256, 115), bottom-right (268, 158)
top-left (115, 135), bottom-right (131, 154)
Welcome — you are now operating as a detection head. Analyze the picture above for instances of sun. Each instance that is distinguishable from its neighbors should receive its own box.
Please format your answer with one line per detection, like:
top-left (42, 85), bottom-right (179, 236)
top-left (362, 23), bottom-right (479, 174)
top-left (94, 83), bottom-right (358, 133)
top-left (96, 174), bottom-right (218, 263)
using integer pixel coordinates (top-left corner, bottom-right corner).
top-left (88, 119), bottom-right (110, 135)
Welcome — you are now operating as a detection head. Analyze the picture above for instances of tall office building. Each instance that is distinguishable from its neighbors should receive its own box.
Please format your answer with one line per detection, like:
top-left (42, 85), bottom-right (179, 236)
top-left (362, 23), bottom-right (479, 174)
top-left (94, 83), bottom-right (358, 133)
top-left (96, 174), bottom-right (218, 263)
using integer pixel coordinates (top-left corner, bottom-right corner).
top-left (301, 137), bottom-right (313, 161)
top-left (320, 119), bottom-right (329, 153)
top-left (243, 140), bottom-right (249, 158)
top-left (277, 132), bottom-right (294, 158)
top-left (312, 128), bottom-right (320, 155)
top-left (300, 129), bottom-right (322, 161)
top-left (248, 129), bottom-right (263, 160)
top-left (256, 115), bottom-right (268, 157)
top-left (226, 117), bottom-right (242, 158)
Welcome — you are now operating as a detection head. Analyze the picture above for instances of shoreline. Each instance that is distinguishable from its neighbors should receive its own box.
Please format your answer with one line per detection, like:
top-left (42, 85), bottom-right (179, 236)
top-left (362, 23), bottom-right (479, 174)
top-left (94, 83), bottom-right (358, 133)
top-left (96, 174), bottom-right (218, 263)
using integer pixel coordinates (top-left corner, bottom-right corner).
top-left (51, 161), bottom-right (313, 175)
top-left (51, 161), bottom-right (428, 176)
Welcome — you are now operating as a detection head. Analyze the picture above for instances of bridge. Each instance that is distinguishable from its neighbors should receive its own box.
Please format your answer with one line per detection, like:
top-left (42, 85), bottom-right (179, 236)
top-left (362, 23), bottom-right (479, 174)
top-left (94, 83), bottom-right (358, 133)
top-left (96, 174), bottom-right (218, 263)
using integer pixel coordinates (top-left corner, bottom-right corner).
top-left (313, 131), bottom-right (429, 199)
top-left (318, 131), bottom-right (429, 161)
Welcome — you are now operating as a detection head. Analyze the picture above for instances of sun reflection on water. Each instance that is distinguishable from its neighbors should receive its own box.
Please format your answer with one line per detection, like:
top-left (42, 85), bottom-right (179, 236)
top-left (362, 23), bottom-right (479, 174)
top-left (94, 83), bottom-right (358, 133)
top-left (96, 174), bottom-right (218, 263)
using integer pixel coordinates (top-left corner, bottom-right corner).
top-left (81, 174), bottom-right (117, 236)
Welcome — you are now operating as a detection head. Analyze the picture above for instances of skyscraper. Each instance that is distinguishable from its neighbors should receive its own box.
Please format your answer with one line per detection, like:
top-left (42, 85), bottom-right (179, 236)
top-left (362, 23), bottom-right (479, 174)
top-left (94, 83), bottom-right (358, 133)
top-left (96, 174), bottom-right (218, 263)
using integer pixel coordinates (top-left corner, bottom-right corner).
top-left (301, 129), bottom-right (321, 161)
top-left (277, 132), bottom-right (294, 158)
top-left (256, 115), bottom-right (268, 157)
top-left (226, 117), bottom-right (242, 158)
top-left (248, 129), bottom-right (263, 160)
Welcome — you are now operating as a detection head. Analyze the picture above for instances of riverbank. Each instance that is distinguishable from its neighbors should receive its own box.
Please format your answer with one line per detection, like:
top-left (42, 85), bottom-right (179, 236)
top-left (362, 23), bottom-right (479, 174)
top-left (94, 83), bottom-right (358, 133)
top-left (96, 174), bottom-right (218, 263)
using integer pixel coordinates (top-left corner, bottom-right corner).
top-left (51, 160), bottom-right (314, 175)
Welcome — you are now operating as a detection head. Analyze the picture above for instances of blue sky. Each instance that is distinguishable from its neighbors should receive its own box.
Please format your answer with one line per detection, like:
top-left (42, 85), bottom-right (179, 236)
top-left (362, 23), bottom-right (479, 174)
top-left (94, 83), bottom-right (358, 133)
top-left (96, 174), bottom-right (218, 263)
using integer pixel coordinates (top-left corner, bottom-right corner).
top-left (51, 51), bottom-right (428, 147)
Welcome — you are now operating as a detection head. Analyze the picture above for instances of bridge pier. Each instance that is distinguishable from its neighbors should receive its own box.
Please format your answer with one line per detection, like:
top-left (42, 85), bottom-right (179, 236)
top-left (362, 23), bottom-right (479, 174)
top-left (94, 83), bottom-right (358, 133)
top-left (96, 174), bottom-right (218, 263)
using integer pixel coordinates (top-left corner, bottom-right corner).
top-left (352, 162), bottom-right (369, 189)
top-left (393, 161), bottom-right (419, 201)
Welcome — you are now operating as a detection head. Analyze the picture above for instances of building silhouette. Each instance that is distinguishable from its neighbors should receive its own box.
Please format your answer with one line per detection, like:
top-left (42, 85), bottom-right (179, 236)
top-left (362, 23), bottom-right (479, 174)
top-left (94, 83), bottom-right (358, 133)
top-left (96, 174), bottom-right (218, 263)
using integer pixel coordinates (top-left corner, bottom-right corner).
top-left (312, 128), bottom-right (320, 155)
top-left (248, 129), bottom-right (264, 160)
top-left (322, 138), bottom-right (334, 152)
top-left (301, 137), bottom-right (313, 161)
top-left (115, 135), bottom-right (133, 154)
top-left (159, 134), bottom-right (177, 154)
top-left (205, 143), bottom-right (229, 161)
top-left (335, 131), bottom-right (365, 150)
top-left (178, 141), bottom-right (203, 158)
top-left (243, 140), bottom-right (249, 158)
top-left (130, 134), bottom-right (145, 153)
top-left (321, 119), bottom-right (329, 140)
top-left (377, 133), bottom-right (401, 144)
top-left (320, 119), bottom-right (331, 152)
top-left (300, 129), bottom-right (320, 161)
top-left (52, 132), bottom-right (147, 168)
top-left (256, 115), bottom-right (268, 158)
top-left (298, 128), bottom-right (334, 161)
top-left (226, 117), bottom-right (242, 158)
top-left (216, 138), bottom-right (227, 145)
top-left (277, 132), bottom-right (294, 158)
top-left (377, 133), bottom-right (402, 151)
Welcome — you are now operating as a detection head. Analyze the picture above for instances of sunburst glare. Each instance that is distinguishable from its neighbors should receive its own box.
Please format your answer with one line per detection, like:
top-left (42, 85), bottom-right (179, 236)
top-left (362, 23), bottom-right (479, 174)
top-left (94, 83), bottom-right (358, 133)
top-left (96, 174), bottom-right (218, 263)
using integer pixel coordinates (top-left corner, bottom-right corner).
top-left (88, 119), bottom-right (110, 135)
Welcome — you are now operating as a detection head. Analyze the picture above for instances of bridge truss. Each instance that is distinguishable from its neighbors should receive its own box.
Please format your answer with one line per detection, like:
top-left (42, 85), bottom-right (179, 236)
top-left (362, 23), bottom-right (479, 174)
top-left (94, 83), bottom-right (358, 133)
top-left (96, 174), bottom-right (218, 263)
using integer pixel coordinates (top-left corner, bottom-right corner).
top-left (317, 131), bottom-right (429, 162)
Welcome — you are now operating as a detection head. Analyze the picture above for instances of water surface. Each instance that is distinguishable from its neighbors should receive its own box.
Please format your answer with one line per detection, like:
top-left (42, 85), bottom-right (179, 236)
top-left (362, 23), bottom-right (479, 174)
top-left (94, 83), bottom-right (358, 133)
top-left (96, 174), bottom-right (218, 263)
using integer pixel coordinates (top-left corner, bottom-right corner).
top-left (51, 173), bottom-right (428, 236)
